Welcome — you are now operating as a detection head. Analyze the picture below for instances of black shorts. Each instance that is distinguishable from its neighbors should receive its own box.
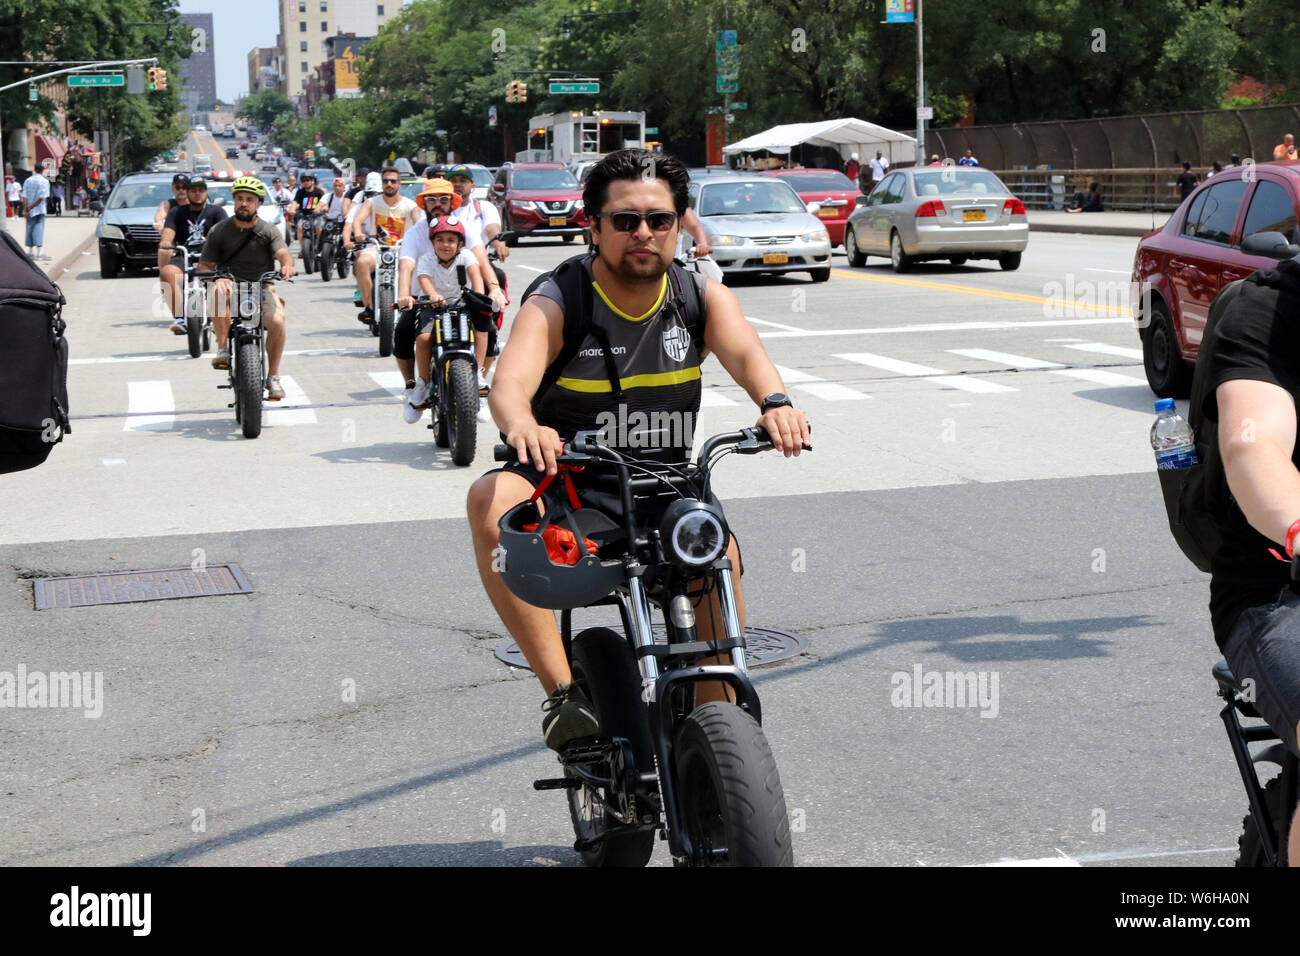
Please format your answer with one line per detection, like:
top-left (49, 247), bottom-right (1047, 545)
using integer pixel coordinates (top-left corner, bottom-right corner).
top-left (1222, 585), bottom-right (1300, 758)
top-left (489, 459), bottom-right (743, 578)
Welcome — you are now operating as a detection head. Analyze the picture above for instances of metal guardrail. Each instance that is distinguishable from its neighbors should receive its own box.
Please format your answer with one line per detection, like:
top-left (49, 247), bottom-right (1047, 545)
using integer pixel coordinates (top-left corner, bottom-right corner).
top-left (993, 167), bottom-right (1208, 212)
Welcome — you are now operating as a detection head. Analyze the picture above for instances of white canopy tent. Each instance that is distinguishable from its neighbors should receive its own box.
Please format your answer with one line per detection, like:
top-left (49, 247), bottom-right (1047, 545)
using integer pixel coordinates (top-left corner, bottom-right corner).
top-left (721, 118), bottom-right (916, 168)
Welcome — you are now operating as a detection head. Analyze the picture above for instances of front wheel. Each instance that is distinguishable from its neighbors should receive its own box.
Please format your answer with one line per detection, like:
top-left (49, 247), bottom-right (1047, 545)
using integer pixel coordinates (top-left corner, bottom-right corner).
top-left (185, 286), bottom-right (204, 358)
top-left (236, 338), bottom-right (263, 439)
top-left (1142, 298), bottom-right (1192, 398)
top-left (1235, 773), bottom-right (1292, 867)
top-left (809, 267), bottom-right (830, 282)
top-left (337, 246), bottom-right (349, 279)
top-left (446, 356), bottom-right (478, 466)
top-left (672, 702), bottom-right (793, 867)
top-left (301, 233), bottom-right (315, 274)
top-left (844, 226), bottom-right (866, 267)
top-left (377, 283), bottom-right (395, 357)
top-left (318, 240), bottom-right (332, 281)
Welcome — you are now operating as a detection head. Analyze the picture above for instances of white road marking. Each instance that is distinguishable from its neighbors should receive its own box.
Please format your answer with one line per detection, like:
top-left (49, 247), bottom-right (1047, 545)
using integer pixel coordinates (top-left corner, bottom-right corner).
top-left (746, 314), bottom-right (803, 333)
top-left (774, 363), bottom-right (823, 383)
top-left (71, 346), bottom-right (376, 366)
top-left (1053, 368), bottom-right (1146, 386)
top-left (794, 382), bottom-right (871, 401)
top-left (699, 390), bottom-right (740, 407)
top-left (760, 316), bottom-right (1130, 339)
top-left (834, 352), bottom-right (945, 376)
top-left (974, 846), bottom-right (1234, 866)
top-left (1043, 337), bottom-right (1085, 342)
top-left (124, 381), bottom-right (175, 431)
top-left (1085, 268), bottom-right (1133, 274)
top-left (264, 375), bottom-right (317, 426)
top-left (100, 458), bottom-right (126, 466)
top-left (947, 348), bottom-right (1064, 369)
top-left (926, 375), bottom-right (1017, 393)
top-left (368, 371), bottom-right (407, 397)
top-left (1064, 342), bottom-right (1144, 360)
top-left (515, 264), bottom-right (545, 273)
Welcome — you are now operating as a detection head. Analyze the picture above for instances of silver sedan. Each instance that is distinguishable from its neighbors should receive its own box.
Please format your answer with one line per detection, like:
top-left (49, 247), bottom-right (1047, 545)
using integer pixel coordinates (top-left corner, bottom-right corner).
top-left (686, 177), bottom-right (833, 282)
top-left (844, 166), bottom-right (1029, 272)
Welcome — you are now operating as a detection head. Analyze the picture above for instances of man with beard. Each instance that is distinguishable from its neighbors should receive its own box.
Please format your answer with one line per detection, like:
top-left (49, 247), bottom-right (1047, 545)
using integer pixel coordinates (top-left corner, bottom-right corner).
top-left (347, 166), bottom-right (421, 324)
top-left (199, 176), bottom-right (296, 400)
top-left (465, 148), bottom-right (811, 751)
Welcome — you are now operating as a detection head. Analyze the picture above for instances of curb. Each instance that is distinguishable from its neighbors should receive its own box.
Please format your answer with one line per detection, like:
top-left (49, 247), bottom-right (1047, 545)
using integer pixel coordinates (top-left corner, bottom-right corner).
top-left (1029, 221), bottom-right (1159, 238)
top-left (47, 228), bottom-right (99, 282)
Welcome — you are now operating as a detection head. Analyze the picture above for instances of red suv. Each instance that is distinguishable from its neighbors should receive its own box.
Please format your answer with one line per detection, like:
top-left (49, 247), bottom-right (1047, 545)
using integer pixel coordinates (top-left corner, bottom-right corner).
top-left (1134, 161), bottom-right (1300, 396)
top-left (490, 162), bottom-right (587, 244)
top-left (762, 168), bottom-right (864, 247)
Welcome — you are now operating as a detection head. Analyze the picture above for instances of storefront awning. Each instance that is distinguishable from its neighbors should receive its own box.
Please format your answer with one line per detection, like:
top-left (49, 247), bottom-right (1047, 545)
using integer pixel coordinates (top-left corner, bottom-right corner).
top-left (35, 134), bottom-right (67, 165)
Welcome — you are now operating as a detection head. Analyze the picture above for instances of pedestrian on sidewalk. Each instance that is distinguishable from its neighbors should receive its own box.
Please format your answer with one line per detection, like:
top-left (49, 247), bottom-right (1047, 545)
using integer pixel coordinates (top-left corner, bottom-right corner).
top-left (958, 149), bottom-right (980, 166)
top-left (49, 179), bottom-right (63, 216)
top-left (21, 168), bottom-right (49, 260)
top-left (844, 152), bottom-right (861, 184)
top-left (1065, 181), bottom-right (1104, 213)
top-left (1273, 134), bottom-right (1298, 161)
top-left (865, 150), bottom-right (889, 195)
top-left (5, 176), bottom-right (19, 219)
top-left (1207, 161), bottom-right (1223, 179)
top-left (1176, 161), bottom-right (1198, 202)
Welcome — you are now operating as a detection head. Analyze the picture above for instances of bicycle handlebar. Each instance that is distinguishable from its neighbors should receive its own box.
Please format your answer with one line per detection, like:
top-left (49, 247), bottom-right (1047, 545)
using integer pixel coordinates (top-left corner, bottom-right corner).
top-left (492, 426), bottom-right (780, 469)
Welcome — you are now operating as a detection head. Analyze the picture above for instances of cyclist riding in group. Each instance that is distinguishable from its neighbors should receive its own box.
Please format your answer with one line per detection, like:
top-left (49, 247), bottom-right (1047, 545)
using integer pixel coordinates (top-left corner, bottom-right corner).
top-left (465, 148), bottom-right (810, 751)
top-left (324, 175), bottom-right (350, 225)
top-left (289, 171), bottom-right (327, 249)
top-left (347, 166), bottom-right (422, 325)
top-left (198, 176), bottom-right (297, 400)
top-left (153, 173), bottom-right (189, 235)
top-left (446, 163), bottom-right (509, 409)
top-left (157, 175), bottom-right (227, 336)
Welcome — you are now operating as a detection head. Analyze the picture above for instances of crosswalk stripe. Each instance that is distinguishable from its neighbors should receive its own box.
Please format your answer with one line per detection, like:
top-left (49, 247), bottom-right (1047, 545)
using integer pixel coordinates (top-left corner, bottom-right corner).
top-left (774, 363), bottom-right (821, 383)
top-left (834, 352), bottom-right (946, 376)
top-left (264, 375), bottom-right (317, 426)
top-left (947, 348), bottom-right (1064, 369)
top-left (124, 381), bottom-right (175, 432)
top-left (925, 375), bottom-right (1018, 394)
top-left (1053, 368), bottom-right (1146, 386)
top-left (1064, 342), bottom-right (1143, 360)
top-left (699, 389), bottom-right (740, 407)
top-left (794, 382), bottom-right (872, 401)
top-left (369, 371), bottom-right (406, 397)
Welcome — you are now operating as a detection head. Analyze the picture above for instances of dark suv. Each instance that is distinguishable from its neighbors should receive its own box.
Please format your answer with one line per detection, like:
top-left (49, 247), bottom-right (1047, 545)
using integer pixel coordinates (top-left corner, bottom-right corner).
top-left (97, 173), bottom-right (176, 278)
top-left (490, 162), bottom-right (587, 244)
top-left (1132, 161), bottom-right (1300, 396)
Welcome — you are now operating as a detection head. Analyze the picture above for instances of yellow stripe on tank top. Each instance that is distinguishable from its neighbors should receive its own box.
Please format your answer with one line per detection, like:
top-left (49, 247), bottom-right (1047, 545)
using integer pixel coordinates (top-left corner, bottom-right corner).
top-left (592, 275), bottom-right (666, 321)
top-left (555, 366), bottom-right (702, 393)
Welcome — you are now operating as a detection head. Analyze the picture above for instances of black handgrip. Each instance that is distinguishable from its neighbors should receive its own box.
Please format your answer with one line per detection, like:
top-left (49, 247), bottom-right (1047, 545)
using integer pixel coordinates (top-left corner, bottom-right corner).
top-left (494, 444), bottom-right (513, 462)
top-left (457, 264), bottom-right (467, 287)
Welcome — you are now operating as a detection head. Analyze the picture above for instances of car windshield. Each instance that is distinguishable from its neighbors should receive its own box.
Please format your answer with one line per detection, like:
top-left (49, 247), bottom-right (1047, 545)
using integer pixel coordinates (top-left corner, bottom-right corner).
top-left (472, 167), bottom-right (494, 188)
top-left (698, 180), bottom-right (806, 216)
top-left (108, 182), bottom-right (175, 209)
top-left (399, 180), bottom-right (424, 201)
top-left (774, 171), bottom-right (856, 192)
top-left (910, 169), bottom-right (1008, 197)
top-left (514, 169), bottom-right (578, 190)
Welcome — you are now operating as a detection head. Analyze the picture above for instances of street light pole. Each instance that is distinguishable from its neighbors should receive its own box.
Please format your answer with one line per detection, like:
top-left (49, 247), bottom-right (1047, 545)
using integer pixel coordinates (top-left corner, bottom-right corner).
top-left (915, 0), bottom-right (925, 167)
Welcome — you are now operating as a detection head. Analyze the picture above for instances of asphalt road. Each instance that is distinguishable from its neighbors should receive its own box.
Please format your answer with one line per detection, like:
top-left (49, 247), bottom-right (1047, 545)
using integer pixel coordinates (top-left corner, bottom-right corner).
top-left (0, 225), bottom-right (1251, 867)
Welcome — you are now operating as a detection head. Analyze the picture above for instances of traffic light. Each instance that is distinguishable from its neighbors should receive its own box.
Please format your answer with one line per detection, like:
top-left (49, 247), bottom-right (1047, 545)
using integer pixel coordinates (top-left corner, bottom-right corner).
top-left (517, 81), bottom-right (527, 103)
top-left (505, 80), bottom-right (518, 103)
top-left (147, 67), bottom-right (158, 90)
top-left (155, 69), bottom-right (167, 91)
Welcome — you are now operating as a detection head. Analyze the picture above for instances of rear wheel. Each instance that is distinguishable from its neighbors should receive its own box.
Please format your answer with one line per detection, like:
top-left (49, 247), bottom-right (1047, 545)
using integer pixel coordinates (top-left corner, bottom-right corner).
top-left (809, 267), bottom-right (830, 282)
top-left (673, 702), bottom-right (793, 867)
top-left (1235, 773), bottom-right (1292, 867)
top-left (949, 255), bottom-right (969, 266)
top-left (185, 285), bottom-right (204, 358)
top-left (99, 247), bottom-right (121, 279)
top-left (1141, 298), bottom-right (1193, 398)
top-left (563, 233), bottom-right (576, 242)
top-left (337, 246), bottom-right (349, 279)
top-left (318, 240), bottom-right (332, 281)
top-left (447, 356), bottom-right (478, 466)
top-left (889, 231), bottom-right (913, 273)
top-left (998, 251), bottom-right (1022, 271)
top-left (844, 227), bottom-right (866, 267)
top-left (237, 338), bottom-right (263, 439)
top-left (301, 233), bottom-right (315, 274)
top-left (567, 627), bottom-right (657, 868)
top-left (377, 282), bottom-right (395, 357)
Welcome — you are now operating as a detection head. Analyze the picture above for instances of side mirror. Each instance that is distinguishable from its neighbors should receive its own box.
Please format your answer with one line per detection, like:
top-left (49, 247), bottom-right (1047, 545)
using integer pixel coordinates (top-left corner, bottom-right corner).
top-left (806, 202), bottom-right (822, 216)
top-left (1242, 231), bottom-right (1300, 260)
top-left (492, 183), bottom-right (506, 194)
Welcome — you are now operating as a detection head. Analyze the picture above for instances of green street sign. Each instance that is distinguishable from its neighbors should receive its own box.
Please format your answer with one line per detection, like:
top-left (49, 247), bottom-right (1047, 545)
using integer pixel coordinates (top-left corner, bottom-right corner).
top-left (733, 102), bottom-right (748, 110)
top-left (28, 86), bottom-right (37, 102)
top-left (645, 127), bottom-right (659, 134)
top-left (549, 81), bottom-right (599, 95)
top-left (68, 74), bottom-right (125, 87)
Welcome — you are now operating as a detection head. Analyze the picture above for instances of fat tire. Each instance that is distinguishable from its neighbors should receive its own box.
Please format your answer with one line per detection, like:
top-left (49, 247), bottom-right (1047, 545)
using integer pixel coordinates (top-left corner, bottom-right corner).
top-left (318, 241), bottom-right (332, 282)
top-left (447, 356), bottom-right (478, 466)
top-left (567, 627), bottom-right (656, 868)
top-left (673, 701), bottom-right (793, 867)
top-left (237, 338), bottom-right (263, 439)
top-left (377, 284), bottom-right (395, 357)
top-left (302, 234), bottom-right (315, 274)
top-left (338, 248), bottom-right (349, 279)
top-left (1236, 773), bottom-right (1292, 867)
top-left (185, 287), bottom-right (204, 358)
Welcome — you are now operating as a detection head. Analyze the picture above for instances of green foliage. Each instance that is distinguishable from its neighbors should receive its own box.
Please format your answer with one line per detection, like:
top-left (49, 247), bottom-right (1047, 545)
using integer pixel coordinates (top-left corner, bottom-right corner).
top-left (239, 90), bottom-right (295, 131)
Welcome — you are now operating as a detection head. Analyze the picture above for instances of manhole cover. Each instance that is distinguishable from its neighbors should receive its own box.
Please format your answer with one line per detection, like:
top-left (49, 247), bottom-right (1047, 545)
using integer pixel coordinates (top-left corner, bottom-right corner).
top-left (32, 565), bottom-right (252, 610)
top-left (494, 625), bottom-right (806, 670)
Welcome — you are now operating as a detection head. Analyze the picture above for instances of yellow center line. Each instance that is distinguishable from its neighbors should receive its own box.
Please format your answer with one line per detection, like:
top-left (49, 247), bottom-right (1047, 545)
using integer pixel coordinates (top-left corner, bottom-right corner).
top-left (828, 267), bottom-right (1131, 316)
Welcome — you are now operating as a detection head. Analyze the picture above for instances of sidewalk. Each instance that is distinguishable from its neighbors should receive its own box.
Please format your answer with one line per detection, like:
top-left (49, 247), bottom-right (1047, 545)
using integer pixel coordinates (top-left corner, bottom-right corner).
top-left (1027, 209), bottom-right (1171, 238)
top-left (0, 211), bottom-right (101, 280)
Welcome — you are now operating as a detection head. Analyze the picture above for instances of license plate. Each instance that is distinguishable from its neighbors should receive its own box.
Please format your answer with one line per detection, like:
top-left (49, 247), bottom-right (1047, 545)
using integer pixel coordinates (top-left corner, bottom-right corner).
top-left (963, 209), bottom-right (987, 222)
top-left (817, 206), bottom-right (837, 218)
top-left (549, 217), bottom-right (567, 227)
top-left (762, 252), bottom-right (789, 265)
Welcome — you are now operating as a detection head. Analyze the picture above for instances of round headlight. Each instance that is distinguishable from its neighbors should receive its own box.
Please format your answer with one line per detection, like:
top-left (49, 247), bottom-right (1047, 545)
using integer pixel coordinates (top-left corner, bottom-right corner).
top-left (238, 292), bottom-right (259, 319)
top-left (661, 500), bottom-right (728, 568)
top-left (381, 249), bottom-right (396, 265)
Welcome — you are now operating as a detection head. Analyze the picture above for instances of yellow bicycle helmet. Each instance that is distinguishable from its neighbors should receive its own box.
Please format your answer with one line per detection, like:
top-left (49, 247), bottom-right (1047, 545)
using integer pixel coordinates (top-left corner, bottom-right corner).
top-left (231, 175), bottom-right (266, 199)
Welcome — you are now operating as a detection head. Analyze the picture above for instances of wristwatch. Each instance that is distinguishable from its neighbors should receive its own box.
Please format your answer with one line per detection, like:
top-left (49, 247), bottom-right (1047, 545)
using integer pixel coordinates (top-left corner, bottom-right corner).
top-left (760, 393), bottom-right (793, 414)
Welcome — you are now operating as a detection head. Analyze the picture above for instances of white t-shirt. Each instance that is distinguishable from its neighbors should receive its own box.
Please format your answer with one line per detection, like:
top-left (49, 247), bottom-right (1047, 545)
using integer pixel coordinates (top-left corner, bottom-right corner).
top-left (869, 157), bottom-right (889, 181)
top-left (6, 181), bottom-right (20, 202)
top-left (400, 210), bottom-right (482, 264)
top-left (460, 196), bottom-right (500, 245)
top-left (416, 248), bottom-right (477, 302)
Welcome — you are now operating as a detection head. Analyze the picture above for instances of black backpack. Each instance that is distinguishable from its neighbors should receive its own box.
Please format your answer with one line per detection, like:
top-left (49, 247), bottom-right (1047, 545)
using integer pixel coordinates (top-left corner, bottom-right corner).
top-left (1158, 275), bottom-right (1272, 572)
top-left (0, 229), bottom-right (69, 474)
top-left (520, 252), bottom-right (706, 408)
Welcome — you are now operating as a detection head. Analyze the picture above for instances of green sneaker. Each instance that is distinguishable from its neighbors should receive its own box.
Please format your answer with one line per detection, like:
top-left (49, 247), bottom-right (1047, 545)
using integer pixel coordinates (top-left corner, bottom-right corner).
top-left (541, 680), bottom-right (599, 752)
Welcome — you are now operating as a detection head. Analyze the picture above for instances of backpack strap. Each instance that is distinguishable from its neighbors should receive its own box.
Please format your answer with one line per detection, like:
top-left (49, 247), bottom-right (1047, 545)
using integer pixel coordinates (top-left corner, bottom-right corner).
top-left (666, 260), bottom-right (707, 353)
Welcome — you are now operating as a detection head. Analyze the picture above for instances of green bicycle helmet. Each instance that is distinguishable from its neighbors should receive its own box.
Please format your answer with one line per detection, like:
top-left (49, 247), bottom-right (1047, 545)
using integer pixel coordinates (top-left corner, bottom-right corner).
top-left (231, 175), bottom-right (266, 199)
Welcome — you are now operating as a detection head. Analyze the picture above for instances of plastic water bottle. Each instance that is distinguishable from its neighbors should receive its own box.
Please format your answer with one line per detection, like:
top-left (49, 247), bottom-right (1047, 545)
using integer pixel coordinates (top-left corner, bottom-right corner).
top-left (1151, 398), bottom-right (1198, 470)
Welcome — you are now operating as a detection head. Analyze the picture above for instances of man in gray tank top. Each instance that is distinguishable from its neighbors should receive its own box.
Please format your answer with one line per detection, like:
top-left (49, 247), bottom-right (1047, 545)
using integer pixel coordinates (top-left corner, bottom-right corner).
top-left (466, 148), bottom-right (811, 751)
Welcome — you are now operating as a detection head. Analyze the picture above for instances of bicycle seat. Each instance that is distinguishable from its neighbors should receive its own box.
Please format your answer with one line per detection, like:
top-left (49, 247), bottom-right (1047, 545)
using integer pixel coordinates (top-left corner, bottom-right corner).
top-left (1213, 658), bottom-right (1262, 718)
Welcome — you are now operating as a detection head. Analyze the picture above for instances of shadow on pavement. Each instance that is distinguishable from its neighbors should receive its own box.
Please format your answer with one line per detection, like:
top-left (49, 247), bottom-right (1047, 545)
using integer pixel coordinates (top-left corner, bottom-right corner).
top-left (1065, 384), bottom-right (1156, 413)
top-left (288, 841), bottom-right (579, 867)
top-left (313, 441), bottom-right (473, 471)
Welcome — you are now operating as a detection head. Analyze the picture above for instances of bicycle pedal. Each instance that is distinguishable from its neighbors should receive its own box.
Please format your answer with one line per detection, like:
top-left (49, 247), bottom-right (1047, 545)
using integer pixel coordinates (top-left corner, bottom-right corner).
top-left (533, 777), bottom-right (581, 791)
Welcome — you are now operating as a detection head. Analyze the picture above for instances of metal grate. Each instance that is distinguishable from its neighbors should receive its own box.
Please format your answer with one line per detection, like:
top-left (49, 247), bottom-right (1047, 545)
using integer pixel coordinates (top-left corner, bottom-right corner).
top-left (32, 565), bottom-right (252, 610)
top-left (494, 624), bottom-right (806, 670)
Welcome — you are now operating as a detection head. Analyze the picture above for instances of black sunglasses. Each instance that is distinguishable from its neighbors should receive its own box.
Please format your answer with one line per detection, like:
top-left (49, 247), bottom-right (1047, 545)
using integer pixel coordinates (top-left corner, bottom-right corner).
top-left (382, 178), bottom-right (400, 184)
top-left (596, 209), bottom-right (678, 233)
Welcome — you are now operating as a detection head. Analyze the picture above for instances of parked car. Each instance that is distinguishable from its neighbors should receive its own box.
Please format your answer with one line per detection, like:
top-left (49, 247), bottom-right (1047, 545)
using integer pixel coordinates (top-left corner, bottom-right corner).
top-left (843, 166), bottom-right (1027, 273)
top-left (97, 174), bottom-right (175, 278)
top-left (685, 176), bottom-right (832, 281)
top-left (456, 162), bottom-right (495, 201)
top-left (225, 146), bottom-right (239, 158)
top-left (688, 167), bottom-right (744, 183)
top-left (490, 163), bottom-right (587, 243)
top-left (261, 156), bottom-right (278, 172)
top-left (762, 168), bottom-right (863, 247)
top-left (1132, 161), bottom-right (1300, 396)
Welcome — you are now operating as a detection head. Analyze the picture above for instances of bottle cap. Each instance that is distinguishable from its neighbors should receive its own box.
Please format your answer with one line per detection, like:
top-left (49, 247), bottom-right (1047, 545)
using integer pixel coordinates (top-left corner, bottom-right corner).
top-left (1154, 398), bottom-right (1175, 412)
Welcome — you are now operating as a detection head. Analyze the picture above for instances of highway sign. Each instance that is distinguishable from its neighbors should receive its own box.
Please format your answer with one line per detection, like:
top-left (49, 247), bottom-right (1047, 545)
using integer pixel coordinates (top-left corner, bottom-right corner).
top-left (732, 102), bottom-right (748, 110)
top-left (68, 74), bottom-right (124, 88)
top-left (645, 127), bottom-right (658, 134)
top-left (549, 81), bottom-right (599, 95)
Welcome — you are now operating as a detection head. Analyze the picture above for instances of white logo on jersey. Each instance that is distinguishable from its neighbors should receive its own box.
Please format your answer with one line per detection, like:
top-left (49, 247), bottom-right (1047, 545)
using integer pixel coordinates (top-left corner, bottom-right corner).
top-left (662, 323), bottom-right (690, 363)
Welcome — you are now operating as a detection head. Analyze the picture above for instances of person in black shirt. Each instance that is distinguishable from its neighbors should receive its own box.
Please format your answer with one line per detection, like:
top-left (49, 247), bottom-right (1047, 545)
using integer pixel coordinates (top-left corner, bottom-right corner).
top-left (1204, 254), bottom-right (1300, 863)
top-left (157, 176), bottom-right (229, 335)
top-left (289, 171), bottom-right (326, 248)
top-left (1176, 161), bottom-right (1198, 202)
top-left (1065, 181), bottom-right (1104, 213)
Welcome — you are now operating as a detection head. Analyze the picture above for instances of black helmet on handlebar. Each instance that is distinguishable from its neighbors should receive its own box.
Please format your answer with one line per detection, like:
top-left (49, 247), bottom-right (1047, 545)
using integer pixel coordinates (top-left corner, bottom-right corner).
top-left (497, 496), bottom-right (624, 610)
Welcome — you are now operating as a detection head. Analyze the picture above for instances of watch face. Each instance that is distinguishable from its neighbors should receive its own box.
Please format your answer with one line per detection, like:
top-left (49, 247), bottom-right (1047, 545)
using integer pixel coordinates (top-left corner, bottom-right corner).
top-left (763, 393), bottom-right (790, 408)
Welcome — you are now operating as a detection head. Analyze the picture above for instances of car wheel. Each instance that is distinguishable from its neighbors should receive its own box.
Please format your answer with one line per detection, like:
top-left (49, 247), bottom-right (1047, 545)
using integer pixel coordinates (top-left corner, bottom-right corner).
top-left (1142, 298), bottom-right (1193, 398)
top-left (99, 247), bottom-right (121, 279)
top-left (998, 252), bottom-right (1022, 271)
top-left (890, 231), bottom-right (913, 273)
top-left (844, 227), bottom-right (867, 267)
top-left (949, 256), bottom-right (968, 266)
top-left (810, 267), bottom-right (831, 282)
top-left (504, 232), bottom-right (518, 247)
